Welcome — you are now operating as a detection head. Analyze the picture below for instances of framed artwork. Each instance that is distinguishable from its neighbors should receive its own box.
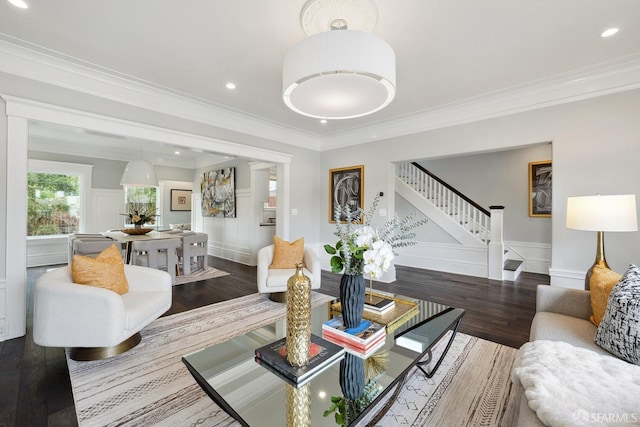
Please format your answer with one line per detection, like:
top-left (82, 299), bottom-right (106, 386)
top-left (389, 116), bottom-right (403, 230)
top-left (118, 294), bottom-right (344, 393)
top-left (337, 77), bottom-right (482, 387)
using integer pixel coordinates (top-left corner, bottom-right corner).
top-left (329, 165), bottom-right (364, 223)
top-left (529, 161), bottom-right (552, 217)
top-left (170, 189), bottom-right (192, 211)
top-left (201, 167), bottom-right (236, 217)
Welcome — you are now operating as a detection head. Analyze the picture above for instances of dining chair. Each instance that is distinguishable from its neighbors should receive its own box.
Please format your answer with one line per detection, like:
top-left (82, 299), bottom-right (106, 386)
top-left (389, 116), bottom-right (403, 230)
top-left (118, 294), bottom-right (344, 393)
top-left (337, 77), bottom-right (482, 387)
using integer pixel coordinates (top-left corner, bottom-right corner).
top-left (71, 237), bottom-right (125, 261)
top-left (131, 238), bottom-right (181, 284)
top-left (177, 232), bottom-right (208, 275)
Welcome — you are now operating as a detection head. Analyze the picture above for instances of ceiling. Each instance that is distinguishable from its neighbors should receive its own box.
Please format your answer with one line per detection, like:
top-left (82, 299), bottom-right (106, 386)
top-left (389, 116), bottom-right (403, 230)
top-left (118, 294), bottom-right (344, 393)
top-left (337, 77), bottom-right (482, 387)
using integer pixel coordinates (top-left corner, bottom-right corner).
top-left (2, 0), bottom-right (640, 163)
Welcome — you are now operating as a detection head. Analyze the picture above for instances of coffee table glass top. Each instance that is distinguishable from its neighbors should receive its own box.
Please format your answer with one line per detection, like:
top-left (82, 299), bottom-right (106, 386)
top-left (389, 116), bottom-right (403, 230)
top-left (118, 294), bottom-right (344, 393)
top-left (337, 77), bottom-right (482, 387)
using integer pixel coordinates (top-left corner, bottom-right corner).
top-left (183, 292), bottom-right (464, 427)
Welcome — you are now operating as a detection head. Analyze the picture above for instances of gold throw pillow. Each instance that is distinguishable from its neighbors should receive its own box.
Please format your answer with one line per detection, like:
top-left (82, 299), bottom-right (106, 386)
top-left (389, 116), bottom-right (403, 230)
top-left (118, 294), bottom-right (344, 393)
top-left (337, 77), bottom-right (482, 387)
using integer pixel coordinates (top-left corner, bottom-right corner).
top-left (589, 265), bottom-right (622, 326)
top-left (71, 244), bottom-right (129, 295)
top-left (269, 236), bottom-right (304, 269)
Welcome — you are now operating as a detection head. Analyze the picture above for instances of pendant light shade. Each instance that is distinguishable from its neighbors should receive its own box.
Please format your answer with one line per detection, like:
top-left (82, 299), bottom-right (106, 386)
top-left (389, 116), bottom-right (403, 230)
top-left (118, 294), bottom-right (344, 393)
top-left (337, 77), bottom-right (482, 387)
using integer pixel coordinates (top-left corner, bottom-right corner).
top-left (120, 159), bottom-right (159, 187)
top-left (283, 30), bottom-right (395, 120)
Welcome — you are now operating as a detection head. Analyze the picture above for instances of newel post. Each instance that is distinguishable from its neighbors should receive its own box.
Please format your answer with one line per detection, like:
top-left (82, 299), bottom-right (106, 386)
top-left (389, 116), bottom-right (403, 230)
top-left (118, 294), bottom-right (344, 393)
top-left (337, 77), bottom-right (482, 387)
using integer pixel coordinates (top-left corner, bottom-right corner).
top-left (488, 206), bottom-right (505, 281)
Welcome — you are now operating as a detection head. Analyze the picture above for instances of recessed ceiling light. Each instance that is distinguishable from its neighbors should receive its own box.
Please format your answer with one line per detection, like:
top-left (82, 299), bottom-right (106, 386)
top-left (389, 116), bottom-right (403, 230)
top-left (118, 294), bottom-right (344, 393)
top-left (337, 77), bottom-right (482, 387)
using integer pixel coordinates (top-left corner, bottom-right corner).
top-left (174, 151), bottom-right (180, 155)
top-left (320, 119), bottom-right (327, 124)
top-left (601, 28), bottom-right (619, 38)
top-left (8, 0), bottom-right (29, 9)
top-left (225, 82), bottom-right (236, 90)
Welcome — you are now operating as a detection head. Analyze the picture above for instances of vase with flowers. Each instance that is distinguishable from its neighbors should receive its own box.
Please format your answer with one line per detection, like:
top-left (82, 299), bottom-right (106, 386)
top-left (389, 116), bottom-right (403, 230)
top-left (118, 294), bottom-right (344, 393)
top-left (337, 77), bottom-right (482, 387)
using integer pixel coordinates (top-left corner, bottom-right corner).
top-left (324, 195), bottom-right (427, 328)
top-left (121, 208), bottom-right (158, 229)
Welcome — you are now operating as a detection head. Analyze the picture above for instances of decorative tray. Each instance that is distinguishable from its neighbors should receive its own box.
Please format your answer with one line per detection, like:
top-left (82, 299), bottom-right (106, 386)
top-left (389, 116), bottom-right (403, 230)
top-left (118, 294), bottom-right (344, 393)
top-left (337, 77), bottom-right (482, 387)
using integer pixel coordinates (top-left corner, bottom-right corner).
top-left (121, 228), bottom-right (154, 235)
top-left (330, 290), bottom-right (420, 333)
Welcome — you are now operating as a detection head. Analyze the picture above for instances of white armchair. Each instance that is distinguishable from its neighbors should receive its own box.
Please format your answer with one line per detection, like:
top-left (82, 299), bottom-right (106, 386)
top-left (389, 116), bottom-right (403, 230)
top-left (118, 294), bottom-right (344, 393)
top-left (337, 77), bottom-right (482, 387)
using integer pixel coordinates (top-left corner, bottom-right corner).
top-left (33, 265), bottom-right (172, 360)
top-left (257, 244), bottom-right (321, 301)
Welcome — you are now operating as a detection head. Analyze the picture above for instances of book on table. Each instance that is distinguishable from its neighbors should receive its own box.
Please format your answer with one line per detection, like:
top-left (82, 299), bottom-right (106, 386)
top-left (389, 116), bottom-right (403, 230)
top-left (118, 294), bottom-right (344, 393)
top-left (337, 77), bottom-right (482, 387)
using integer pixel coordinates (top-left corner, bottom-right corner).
top-left (322, 329), bottom-right (387, 359)
top-left (254, 333), bottom-right (345, 386)
top-left (363, 295), bottom-right (395, 314)
top-left (395, 327), bottom-right (432, 353)
top-left (322, 316), bottom-right (386, 348)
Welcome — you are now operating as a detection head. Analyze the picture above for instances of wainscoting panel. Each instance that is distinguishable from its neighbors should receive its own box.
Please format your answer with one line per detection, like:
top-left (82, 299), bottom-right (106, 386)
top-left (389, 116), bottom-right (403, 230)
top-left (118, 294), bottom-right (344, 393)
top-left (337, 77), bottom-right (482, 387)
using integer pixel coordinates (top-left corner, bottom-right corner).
top-left (90, 188), bottom-right (124, 233)
top-left (26, 236), bottom-right (67, 267)
top-left (200, 189), bottom-right (252, 265)
top-left (395, 242), bottom-right (489, 278)
top-left (504, 241), bottom-right (551, 275)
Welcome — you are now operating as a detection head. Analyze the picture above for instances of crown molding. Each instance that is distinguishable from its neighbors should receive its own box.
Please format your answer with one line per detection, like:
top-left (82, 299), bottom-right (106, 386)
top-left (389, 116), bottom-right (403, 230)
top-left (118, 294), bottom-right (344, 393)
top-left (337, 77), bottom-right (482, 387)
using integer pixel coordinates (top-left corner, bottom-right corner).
top-left (2, 94), bottom-right (293, 165)
top-left (0, 37), bottom-right (323, 151)
top-left (321, 55), bottom-right (640, 150)
top-left (1, 37), bottom-right (639, 154)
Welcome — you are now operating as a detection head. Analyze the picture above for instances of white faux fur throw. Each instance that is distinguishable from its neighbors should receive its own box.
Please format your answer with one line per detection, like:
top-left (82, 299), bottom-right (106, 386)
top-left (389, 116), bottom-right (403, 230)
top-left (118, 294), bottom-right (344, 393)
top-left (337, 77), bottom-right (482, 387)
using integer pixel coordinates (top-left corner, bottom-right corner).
top-left (512, 340), bottom-right (640, 427)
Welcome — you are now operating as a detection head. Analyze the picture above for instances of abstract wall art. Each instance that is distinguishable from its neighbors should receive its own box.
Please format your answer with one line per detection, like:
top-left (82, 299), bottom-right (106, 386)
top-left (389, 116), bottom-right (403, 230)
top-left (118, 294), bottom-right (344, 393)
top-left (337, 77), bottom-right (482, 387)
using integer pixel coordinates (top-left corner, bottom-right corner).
top-left (201, 167), bottom-right (236, 217)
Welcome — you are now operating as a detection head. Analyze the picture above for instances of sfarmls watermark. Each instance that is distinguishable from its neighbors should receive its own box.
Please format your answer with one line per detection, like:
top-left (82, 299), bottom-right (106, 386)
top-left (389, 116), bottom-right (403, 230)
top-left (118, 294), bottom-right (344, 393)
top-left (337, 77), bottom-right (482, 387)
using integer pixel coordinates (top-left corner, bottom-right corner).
top-left (573, 409), bottom-right (639, 425)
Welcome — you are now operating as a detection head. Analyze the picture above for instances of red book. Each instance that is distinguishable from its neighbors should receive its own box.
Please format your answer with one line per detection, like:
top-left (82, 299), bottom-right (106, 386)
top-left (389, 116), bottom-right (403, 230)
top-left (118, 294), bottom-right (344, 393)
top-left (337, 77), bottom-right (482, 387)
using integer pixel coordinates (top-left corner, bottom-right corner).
top-left (322, 327), bottom-right (386, 351)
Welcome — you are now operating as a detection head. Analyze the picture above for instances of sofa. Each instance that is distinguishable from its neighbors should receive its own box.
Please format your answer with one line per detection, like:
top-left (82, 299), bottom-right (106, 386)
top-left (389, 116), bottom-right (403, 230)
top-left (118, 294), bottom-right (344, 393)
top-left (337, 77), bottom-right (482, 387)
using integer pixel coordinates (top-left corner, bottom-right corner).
top-left (513, 285), bottom-right (635, 426)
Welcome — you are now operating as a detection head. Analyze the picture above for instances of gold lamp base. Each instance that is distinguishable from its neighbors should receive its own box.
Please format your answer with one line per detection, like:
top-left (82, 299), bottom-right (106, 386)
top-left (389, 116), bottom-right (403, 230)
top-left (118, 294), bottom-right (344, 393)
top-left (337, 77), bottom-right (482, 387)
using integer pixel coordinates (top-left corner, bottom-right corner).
top-left (585, 230), bottom-right (609, 291)
top-left (69, 332), bottom-right (142, 361)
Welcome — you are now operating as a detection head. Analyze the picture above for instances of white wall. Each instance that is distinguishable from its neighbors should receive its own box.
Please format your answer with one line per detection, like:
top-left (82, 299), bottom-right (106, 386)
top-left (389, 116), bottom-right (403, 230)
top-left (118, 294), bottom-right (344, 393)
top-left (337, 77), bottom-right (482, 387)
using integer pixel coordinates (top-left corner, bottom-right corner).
top-left (320, 89), bottom-right (640, 289)
top-left (193, 159), bottom-right (253, 264)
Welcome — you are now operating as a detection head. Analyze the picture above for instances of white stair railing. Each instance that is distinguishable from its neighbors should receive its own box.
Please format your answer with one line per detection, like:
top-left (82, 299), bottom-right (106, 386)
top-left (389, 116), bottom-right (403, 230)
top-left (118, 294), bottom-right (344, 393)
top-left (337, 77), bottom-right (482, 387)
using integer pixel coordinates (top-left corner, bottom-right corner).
top-left (396, 162), bottom-right (491, 243)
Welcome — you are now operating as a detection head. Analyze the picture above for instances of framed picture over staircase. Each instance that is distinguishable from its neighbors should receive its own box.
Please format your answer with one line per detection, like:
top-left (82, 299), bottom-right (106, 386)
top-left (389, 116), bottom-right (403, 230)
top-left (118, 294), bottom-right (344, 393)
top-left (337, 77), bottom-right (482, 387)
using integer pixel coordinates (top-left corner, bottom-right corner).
top-left (529, 161), bottom-right (552, 217)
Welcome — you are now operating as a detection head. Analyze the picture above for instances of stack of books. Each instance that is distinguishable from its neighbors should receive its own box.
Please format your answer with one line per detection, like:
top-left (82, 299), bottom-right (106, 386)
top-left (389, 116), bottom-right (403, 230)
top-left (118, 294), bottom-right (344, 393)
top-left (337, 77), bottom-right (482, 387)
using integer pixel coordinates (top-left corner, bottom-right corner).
top-left (364, 295), bottom-right (396, 315)
top-left (322, 316), bottom-right (387, 358)
top-left (254, 334), bottom-right (345, 387)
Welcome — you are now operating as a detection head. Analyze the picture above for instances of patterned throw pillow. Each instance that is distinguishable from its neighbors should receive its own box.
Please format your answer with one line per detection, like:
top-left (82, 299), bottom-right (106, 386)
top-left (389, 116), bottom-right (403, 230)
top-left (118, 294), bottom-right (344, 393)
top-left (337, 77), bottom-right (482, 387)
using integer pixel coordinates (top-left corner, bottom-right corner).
top-left (595, 264), bottom-right (640, 365)
top-left (269, 236), bottom-right (304, 269)
top-left (71, 244), bottom-right (129, 295)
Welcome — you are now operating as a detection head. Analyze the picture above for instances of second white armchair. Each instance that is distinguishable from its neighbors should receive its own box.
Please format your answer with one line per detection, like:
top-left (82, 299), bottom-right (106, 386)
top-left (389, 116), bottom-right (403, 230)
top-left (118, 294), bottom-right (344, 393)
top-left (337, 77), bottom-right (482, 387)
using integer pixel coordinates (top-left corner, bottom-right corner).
top-left (257, 244), bottom-right (321, 301)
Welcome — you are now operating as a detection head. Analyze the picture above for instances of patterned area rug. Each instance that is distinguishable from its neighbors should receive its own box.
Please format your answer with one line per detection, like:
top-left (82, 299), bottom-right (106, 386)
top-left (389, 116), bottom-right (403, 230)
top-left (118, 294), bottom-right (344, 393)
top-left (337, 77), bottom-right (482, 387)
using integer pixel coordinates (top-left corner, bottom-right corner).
top-left (174, 266), bottom-right (229, 286)
top-left (67, 295), bottom-right (519, 426)
top-left (372, 332), bottom-right (519, 426)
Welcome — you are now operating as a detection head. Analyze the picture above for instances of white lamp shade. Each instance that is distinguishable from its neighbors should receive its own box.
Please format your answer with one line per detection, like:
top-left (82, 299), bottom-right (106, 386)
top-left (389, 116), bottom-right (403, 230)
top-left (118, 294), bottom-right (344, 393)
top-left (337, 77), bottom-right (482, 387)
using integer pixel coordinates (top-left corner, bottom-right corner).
top-left (283, 30), bottom-right (396, 120)
top-left (120, 160), bottom-right (159, 187)
top-left (566, 194), bottom-right (638, 232)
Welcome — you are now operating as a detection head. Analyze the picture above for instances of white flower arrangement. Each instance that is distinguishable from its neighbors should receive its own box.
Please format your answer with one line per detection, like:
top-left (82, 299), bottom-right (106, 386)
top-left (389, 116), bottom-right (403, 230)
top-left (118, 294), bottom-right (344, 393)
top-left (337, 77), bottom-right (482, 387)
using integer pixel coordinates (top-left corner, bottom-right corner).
top-left (324, 195), bottom-right (427, 279)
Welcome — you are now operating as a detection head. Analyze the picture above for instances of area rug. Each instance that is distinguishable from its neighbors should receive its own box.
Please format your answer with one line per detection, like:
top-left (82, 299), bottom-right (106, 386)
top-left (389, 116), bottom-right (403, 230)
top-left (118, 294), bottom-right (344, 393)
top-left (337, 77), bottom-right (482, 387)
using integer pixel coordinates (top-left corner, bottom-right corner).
top-left (67, 294), bottom-right (519, 426)
top-left (174, 266), bottom-right (229, 286)
top-left (370, 332), bottom-right (519, 426)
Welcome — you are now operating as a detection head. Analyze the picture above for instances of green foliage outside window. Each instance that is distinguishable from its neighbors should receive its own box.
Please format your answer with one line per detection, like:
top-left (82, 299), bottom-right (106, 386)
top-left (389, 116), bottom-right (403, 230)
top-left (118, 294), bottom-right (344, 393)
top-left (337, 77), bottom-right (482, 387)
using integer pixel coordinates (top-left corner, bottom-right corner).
top-left (124, 186), bottom-right (157, 225)
top-left (27, 172), bottom-right (80, 236)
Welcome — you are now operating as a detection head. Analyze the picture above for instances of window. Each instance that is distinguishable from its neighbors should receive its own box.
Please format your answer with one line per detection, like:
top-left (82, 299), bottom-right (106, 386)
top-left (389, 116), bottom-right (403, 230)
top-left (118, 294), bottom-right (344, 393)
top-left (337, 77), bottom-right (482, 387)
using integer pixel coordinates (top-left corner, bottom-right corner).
top-left (27, 160), bottom-right (93, 236)
top-left (268, 178), bottom-right (277, 207)
top-left (123, 186), bottom-right (158, 225)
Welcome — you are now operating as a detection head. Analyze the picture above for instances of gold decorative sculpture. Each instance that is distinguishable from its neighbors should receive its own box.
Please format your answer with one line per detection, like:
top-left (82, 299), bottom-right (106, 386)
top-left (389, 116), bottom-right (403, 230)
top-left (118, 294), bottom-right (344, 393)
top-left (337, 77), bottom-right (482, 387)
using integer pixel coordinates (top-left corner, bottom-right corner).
top-left (286, 263), bottom-right (312, 367)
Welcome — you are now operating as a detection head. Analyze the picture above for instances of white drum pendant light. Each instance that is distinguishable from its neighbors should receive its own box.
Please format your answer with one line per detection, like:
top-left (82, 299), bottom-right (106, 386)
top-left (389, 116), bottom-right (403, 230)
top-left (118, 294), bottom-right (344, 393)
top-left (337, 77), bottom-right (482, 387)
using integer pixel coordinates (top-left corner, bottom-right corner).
top-left (120, 159), bottom-right (159, 187)
top-left (283, 0), bottom-right (396, 120)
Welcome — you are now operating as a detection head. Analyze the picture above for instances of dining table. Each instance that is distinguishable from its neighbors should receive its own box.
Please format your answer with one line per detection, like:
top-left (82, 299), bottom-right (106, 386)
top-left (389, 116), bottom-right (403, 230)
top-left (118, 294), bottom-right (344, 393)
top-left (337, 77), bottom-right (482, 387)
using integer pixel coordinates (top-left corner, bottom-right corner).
top-left (102, 229), bottom-right (183, 264)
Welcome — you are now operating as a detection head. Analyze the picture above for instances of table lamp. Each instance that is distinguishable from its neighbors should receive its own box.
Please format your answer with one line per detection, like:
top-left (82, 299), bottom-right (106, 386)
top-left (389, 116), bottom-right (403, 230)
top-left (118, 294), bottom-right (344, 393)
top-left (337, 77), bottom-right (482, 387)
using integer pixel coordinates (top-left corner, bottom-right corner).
top-left (566, 194), bottom-right (638, 290)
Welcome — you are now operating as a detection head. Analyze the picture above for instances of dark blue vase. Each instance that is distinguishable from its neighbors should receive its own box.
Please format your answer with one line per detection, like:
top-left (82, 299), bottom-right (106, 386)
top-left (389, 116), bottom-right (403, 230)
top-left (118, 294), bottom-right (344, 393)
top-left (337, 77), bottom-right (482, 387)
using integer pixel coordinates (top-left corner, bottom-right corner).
top-left (339, 273), bottom-right (365, 329)
top-left (339, 353), bottom-right (365, 400)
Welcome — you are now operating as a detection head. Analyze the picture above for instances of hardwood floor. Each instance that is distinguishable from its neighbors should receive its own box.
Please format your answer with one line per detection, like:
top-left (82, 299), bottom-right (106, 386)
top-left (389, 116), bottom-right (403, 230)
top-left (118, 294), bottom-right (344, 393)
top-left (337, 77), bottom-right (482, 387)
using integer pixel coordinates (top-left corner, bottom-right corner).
top-left (0, 258), bottom-right (547, 426)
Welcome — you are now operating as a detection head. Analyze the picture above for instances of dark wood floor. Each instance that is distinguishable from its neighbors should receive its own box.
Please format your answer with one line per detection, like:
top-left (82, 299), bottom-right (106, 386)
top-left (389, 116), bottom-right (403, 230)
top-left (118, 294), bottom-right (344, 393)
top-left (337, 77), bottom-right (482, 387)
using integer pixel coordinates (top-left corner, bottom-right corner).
top-left (0, 258), bottom-right (548, 426)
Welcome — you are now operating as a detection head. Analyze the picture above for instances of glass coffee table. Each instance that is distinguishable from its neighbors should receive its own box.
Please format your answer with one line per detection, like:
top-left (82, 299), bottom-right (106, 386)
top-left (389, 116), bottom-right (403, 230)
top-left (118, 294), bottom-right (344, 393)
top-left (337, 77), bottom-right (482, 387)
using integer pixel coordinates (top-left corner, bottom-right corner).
top-left (183, 292), bottom-right (464, 426)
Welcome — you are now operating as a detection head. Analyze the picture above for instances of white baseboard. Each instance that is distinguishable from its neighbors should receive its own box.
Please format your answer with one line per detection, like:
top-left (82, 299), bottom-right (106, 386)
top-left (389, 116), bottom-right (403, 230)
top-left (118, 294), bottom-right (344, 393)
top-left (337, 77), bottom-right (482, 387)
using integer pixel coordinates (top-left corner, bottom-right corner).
top-left (0, 278), bottom-right (6, 341)
top-left (26, 236), bottom-right (68, 267)
top-left (208, 242), bottom-right (252, 266)
top-left (549, 268), bottom-right (586, 289)
top-left (315, 240), bottom-right (550, 281)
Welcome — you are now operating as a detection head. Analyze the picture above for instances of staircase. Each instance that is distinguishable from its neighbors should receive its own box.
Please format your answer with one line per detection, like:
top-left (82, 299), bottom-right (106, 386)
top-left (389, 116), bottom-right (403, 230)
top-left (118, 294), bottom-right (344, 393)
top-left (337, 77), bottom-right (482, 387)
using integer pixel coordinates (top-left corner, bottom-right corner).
top-left (396, 162), bottom-right (523, 281)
